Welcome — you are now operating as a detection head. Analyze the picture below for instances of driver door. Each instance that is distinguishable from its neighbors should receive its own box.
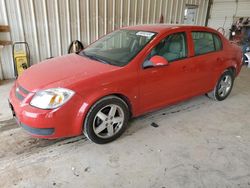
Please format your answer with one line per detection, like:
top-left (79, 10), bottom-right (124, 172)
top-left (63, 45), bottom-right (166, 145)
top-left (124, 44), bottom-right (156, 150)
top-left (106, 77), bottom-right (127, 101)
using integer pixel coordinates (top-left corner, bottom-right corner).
top-left (139, 32), bottom-right (193, 113)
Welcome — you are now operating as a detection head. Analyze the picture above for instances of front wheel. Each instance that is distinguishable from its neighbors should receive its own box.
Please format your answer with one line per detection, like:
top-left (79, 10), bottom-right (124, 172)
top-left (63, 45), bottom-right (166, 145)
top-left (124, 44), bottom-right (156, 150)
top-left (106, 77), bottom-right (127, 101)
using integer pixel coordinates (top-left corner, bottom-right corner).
top-left (83, 96), bottom-right (129, 144)
top-left (207, 70), bottom-right (234, 101)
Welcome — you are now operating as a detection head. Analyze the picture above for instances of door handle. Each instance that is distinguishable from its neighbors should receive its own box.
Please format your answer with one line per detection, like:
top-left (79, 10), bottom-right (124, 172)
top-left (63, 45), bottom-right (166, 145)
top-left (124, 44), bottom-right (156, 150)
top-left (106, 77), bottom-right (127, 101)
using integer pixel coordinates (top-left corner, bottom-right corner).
top-left (217, 57), bottom-right (224, 62)
top-left (182, 65), bottom-right (188, 72)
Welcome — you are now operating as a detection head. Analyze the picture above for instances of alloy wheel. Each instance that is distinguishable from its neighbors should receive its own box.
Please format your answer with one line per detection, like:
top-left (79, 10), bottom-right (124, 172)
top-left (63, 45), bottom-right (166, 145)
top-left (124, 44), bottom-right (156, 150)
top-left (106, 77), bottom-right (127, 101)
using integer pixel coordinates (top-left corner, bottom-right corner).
top-left (218, 75), bottom-right (232, 97)
top-left (93, 104), bottom-right (125, 139)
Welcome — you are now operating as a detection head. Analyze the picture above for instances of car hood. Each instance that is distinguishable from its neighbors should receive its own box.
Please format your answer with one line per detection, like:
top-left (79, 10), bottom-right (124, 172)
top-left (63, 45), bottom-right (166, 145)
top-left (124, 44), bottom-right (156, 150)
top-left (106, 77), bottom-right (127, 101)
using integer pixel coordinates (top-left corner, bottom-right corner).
top-left (17, 54), bottom-right (119, 91)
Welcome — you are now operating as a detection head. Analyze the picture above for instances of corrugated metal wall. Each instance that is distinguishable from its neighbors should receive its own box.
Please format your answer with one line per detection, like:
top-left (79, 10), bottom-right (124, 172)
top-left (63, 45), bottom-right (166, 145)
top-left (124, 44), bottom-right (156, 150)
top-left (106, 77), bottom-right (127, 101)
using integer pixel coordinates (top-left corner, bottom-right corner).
top-left (208, 0), bottom-right (250, 38)
top-left (0, 0), bottom-right (209, 79)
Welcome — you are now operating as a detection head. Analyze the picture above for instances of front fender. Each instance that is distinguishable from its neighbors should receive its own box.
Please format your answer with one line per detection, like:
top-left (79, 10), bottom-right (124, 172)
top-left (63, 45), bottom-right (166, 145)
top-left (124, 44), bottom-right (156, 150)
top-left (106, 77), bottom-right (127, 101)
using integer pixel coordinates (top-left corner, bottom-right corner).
top-left (76, 87), bottom-right (139, 132)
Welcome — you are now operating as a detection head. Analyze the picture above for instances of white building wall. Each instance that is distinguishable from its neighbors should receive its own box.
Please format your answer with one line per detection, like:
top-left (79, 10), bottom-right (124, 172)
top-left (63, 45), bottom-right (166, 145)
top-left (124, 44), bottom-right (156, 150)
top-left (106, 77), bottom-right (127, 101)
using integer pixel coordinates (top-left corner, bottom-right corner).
top-left (0, 0), bottom-right (209, 79)
top-left (208, 0), bottom-right (250, 38)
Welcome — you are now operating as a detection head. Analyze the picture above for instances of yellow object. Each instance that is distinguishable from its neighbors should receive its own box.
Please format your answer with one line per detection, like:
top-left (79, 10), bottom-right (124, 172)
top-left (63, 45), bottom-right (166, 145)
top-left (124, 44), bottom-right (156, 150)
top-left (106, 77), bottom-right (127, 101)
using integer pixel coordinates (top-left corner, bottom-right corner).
top-left (12, 42), bottom-right (30, 78)
top-left (14, 50), bottom-right (28, 76)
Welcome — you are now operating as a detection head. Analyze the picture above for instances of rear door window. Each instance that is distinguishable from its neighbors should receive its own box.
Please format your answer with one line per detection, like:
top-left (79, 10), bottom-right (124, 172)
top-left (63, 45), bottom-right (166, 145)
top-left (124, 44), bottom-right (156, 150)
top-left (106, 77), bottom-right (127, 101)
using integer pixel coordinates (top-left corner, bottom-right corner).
top-left (192, 32), bottom-right (215, 55)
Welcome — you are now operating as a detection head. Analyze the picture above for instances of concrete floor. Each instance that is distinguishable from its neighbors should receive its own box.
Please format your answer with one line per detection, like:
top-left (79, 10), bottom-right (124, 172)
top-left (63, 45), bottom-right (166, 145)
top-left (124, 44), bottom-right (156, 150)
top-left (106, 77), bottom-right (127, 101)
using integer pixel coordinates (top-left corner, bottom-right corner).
top-left (0, 79), bottom-right (14, 121)
top-left (0, 68), bottom-right (250, 188)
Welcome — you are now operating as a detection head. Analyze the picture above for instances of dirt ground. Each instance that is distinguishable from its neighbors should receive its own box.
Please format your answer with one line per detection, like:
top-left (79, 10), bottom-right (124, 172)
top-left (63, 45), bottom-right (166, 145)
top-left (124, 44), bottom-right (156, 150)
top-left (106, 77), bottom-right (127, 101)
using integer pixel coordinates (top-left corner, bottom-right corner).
top-left (0, 68), bottom-right (250, 188)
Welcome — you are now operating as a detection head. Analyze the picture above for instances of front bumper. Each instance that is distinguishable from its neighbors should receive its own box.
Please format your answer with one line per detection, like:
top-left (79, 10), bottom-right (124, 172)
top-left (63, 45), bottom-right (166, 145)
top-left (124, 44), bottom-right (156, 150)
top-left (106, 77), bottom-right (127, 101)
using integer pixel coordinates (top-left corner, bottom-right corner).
top-left (9, 83), bottom-right (87, 139)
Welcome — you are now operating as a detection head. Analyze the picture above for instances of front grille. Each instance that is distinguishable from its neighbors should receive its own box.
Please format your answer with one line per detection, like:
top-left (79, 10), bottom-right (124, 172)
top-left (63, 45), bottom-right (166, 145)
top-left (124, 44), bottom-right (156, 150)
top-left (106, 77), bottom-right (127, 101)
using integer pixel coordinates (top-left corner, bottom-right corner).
top-left (15, 91), bottom-right (25, 100)
top-left (15, 84), bottom-right (30, 101)
top-left (18, 84), bottom-right (29, 95)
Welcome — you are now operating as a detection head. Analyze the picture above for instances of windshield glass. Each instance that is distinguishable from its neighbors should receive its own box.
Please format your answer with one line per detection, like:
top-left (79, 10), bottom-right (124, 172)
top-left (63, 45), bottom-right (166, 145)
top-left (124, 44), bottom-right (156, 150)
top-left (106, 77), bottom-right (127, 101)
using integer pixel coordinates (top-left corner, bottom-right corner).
top-left (80, 29), bottom-right (156, 66)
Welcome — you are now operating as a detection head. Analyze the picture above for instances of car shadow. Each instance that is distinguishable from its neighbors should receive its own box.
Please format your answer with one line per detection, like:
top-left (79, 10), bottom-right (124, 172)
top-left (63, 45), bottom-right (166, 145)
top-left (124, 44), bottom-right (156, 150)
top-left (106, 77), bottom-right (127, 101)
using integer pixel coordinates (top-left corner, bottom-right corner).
top-left (0, 119), bottom-right (87, 159)
top-left (123, 95), bottom-right (213, 137)
top-left (0, 94), bottom-right (225, 158)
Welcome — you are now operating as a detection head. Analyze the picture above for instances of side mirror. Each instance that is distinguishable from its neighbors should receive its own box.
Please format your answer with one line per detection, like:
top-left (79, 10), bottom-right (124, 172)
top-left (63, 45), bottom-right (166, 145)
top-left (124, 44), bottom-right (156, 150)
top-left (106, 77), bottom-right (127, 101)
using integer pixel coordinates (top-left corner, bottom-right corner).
top-left (143, 55), bottom-right (169, 69)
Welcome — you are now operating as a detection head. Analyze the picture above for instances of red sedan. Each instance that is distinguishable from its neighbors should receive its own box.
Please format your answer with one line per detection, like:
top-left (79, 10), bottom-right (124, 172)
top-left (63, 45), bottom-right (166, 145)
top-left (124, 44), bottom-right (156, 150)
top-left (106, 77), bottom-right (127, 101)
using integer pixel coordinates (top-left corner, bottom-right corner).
top-left (9, 25), bottom-right (242, 144)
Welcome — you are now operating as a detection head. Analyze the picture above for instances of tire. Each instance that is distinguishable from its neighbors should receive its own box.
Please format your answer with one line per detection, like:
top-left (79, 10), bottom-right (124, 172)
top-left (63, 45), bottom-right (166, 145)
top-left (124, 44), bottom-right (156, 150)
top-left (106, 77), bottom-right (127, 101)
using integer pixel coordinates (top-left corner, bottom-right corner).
top-left (207, 70), bottom-right (234, 101)
top-left (83, 96), bottom-right (130, 144)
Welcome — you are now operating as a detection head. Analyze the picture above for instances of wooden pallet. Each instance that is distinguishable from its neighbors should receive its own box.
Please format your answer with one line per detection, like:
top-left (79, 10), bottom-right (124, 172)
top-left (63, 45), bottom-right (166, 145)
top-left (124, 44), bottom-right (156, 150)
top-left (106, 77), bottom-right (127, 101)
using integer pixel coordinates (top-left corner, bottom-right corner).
top-left (0, 25), bottom-right (11, 46)
top-left (0, 25), bottom-right (12, 79)
top-left (0, 25), bottom-right (10, 32)
top-left (0, 40), bottom-right (12, 46)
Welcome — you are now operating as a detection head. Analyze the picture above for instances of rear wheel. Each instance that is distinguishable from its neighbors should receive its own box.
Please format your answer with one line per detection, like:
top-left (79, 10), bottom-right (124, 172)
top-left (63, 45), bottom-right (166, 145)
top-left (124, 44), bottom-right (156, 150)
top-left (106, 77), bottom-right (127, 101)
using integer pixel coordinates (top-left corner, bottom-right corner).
top-left (83, 96), bottom-right (129, 144)
top-left (207, 70), bottom-right (234, 101)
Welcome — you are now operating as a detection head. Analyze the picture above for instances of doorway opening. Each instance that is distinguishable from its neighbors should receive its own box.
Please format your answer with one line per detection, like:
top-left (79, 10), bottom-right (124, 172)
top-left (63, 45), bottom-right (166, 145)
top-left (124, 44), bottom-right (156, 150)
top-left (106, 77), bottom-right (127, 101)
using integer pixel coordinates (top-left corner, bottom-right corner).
top-left (183, 5), bottom-right (198, 24)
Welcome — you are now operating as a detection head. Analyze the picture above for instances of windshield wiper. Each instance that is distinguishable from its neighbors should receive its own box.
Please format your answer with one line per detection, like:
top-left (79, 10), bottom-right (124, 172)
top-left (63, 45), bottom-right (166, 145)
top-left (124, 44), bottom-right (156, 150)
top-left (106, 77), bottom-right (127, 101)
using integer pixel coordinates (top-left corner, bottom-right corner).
top-left (80, 51), bottom-right (110, 65)
top-left (88, 55), bottom-right (109, 64)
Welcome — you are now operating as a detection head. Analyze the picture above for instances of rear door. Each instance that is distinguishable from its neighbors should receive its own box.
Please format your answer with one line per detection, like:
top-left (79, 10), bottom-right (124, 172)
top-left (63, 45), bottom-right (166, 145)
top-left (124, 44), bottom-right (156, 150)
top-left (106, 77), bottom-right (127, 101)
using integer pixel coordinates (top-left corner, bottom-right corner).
top-left (188, 31), bottom-right (224, 93)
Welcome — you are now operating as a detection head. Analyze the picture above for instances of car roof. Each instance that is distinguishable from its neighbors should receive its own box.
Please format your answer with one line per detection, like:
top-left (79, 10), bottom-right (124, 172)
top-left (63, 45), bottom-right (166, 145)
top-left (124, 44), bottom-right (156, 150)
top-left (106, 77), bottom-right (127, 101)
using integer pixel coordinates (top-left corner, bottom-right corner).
top-left (123, 24), bottom-right (215, 34)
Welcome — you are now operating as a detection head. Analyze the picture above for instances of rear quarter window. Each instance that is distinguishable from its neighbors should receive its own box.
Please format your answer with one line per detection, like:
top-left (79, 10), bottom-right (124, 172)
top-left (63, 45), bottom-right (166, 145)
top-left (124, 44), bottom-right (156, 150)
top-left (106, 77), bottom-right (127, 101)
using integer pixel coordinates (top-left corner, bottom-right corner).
top-left (213, 34), bottom-right (223, 51)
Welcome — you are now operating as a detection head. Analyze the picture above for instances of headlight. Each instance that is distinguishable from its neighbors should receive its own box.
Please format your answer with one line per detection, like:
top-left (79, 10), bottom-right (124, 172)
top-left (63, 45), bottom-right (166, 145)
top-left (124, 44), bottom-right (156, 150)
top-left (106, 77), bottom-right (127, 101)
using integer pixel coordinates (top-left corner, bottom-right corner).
top-left (30, 88), bottom-right (75, 109)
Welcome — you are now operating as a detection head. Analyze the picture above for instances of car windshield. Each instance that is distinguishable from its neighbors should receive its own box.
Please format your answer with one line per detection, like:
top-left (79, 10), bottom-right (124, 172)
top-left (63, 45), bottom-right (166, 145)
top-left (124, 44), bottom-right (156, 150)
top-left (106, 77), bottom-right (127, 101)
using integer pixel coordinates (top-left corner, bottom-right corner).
top-left (80, 29), bottom-right (156, 66)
